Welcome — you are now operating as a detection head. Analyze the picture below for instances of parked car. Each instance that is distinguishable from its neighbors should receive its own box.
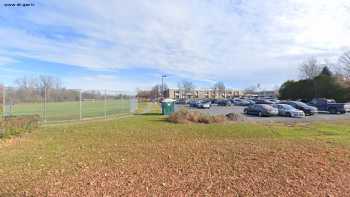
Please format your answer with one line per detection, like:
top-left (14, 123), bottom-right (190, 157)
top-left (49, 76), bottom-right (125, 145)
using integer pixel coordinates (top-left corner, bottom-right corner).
top-left (244, 104), bottom-right (278, 117)
top-left (268, 99), bottom-right (280, 103)
top-left (279, 101), bottom-right (317, 116)
top-left (254, 99), bottom-right (275, 105)
top-left (247, 99), bottom-right (256, 105)
top-left (210, 99), bottom-right (219, 105)
top-left (217, 99), bottom-right (232, 106)
top-left (308, 98), bottom-right (350, 114)
top-left (175, 99), bottom-right (187, 104)
top-left (189, 100), bottom-right (201, 108)
top-left (232, 99), bottom-right (251, 106)
top-left (273, 104), bottom-right (305, 118)
top-left (198, 101), bottom-right (211, 109)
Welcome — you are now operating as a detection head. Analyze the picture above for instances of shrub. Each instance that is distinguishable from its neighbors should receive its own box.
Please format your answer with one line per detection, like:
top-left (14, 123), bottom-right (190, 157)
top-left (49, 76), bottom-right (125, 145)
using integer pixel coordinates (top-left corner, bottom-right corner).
top-left (0, 115), bottom-right (40, 138)
top-left (225, 113), bottom-right (246, 122)
top-left (168, 109), bottom-right (190, 123)
top-left (210, 115), bottom-right (226, 123)
top-left (168, 109), bottom-right (226, 124)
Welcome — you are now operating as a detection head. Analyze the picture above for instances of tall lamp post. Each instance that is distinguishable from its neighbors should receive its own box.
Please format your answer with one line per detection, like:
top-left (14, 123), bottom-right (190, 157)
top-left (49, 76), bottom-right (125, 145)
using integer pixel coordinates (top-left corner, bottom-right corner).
top-left (161, 74), bottom-right (168, 98)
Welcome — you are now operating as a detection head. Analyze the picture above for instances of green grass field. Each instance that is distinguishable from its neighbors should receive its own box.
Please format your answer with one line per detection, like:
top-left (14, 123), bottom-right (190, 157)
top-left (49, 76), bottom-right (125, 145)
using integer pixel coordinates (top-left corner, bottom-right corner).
top-left (1, 103), bottom-right (350, 195)
top-left (1, 99), bottom-right (132, 122)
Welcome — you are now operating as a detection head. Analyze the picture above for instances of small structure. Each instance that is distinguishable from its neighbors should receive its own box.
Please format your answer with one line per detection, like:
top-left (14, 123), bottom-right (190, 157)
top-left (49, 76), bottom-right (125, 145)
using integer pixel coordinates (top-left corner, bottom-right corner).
top-left (161, 99), bottom-right (175, 115)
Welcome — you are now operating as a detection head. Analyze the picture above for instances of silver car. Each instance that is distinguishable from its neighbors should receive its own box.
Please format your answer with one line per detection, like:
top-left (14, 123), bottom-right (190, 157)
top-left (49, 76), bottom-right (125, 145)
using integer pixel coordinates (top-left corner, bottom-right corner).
top-left (274, 104), bottom-right (305, 118)
top-left (198, 101), bottom-right (211, 109)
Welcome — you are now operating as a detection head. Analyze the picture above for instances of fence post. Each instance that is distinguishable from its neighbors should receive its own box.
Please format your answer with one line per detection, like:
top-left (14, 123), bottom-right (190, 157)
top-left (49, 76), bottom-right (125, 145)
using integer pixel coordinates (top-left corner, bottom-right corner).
top-left (41, 88), bottom-right (44, 122)
top-left (44, 87), bottom-right (47, 122)
top-left (2, 86), bottom-right (5, 119)
top-left (104, 89), bottom-right (107, 119)
top-left (79, 90), bottom-right (82, 120)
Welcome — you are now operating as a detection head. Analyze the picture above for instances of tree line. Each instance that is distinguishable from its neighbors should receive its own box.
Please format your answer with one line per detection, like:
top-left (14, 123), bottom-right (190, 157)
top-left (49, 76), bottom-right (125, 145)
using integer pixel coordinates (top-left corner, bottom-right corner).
top-left (2, 76), bottom-right (130, 104)
top-left (279, 51), bottom-right (350, 102)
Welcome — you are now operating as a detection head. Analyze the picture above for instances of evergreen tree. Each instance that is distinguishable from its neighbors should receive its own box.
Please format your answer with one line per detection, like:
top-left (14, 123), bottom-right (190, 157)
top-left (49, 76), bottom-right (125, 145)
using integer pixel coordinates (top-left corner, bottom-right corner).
top-left (320, 66), bottom-right (332, 77)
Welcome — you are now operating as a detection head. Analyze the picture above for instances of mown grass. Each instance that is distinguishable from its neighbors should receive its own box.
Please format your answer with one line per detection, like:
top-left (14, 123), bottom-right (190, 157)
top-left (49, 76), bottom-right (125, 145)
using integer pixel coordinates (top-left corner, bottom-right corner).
top-left (1, 113), bottom-right (350, 170)
top-left (1, 103), bottom-right (350, 195)
top-left (0, 99), bottom-right (131, 121)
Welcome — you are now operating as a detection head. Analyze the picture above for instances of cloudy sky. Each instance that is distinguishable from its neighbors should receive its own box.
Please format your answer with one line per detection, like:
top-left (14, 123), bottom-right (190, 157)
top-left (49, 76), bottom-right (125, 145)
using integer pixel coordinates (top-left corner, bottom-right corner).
top-left (1, 0), bottom-right (350, 91)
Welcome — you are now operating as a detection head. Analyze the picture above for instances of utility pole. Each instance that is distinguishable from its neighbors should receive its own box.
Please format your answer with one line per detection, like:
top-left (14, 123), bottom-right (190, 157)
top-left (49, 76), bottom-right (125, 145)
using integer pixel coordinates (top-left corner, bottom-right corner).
top-left (161, 74), bottom-right (168, 98)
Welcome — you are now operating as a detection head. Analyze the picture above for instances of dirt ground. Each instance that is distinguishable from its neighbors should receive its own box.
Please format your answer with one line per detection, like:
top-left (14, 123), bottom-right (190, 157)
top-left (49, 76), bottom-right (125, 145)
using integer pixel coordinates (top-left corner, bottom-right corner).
top-left (5, 139), bottom-right (349, 196)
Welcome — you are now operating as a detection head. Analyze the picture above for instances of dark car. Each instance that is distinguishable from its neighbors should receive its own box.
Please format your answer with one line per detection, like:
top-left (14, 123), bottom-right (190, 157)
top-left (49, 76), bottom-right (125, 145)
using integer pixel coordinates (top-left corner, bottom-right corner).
top-left (308, 98), bottom-right (350, 114)
top-left (175, 99), bottom-right (187, 104)
top-left (217, 99), bottom-right (232, 106)
top-left (189, 100), bottom-right (201, 108)
top-left (279, 101), bottom-right (318, 116)
top-left (210, 99), bottom-right (219, 105)
top-left (244, 104), bottom-right (278, 117)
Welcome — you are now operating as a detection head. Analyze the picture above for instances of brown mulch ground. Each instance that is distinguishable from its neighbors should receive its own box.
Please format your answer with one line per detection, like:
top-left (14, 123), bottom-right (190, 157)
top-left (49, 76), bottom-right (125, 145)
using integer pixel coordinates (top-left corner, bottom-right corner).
top-left (3, 139), bottom-right (350, 196)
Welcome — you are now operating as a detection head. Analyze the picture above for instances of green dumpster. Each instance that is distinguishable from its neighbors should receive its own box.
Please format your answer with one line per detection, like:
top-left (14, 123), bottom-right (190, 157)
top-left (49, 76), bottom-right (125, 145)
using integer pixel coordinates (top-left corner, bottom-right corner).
top-left (161, 99), bottom-right (175, 115)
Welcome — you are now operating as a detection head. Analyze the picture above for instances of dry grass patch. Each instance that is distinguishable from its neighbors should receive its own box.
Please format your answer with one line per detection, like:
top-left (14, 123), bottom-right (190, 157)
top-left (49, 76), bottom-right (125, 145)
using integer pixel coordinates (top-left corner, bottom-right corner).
top-left (7, 139), bottom-right (350, 196)
top-left (0, 115), bottom-right (39, 138)
top-left (168, 109), bottom-right (226, 124)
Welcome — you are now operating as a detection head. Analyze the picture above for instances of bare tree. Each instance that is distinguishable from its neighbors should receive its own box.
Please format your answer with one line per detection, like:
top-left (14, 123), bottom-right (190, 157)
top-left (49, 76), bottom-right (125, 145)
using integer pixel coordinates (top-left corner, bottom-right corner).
top-left (36, 75), bottom-right (62, 91)
top-left (339, 51), bottom-right (350, 79)
top-left (213, 81), bottom-right (225, 97)
top-left (299, 58), bottom-right (322, 79)
top-left (151, 84), bottom-right (168, 99)
top-left (14, 77), bottom-right (30, 89)
top-left (178, 80), bottom-right (195, 95)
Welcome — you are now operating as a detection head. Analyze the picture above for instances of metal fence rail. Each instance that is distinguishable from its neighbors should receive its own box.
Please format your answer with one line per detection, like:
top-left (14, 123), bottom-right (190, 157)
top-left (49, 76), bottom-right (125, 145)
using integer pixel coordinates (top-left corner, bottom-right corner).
top-left (1, 87), bottom-right (137, 123)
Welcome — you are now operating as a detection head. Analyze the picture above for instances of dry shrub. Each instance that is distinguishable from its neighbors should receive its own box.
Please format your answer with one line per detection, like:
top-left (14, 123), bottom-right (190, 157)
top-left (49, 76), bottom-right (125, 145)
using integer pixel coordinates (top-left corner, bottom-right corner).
top-left (225, 113), bottom-right (246, 122)
top-left (168, 109), bottom-right (226, 124)
top-left (168, 109), bottom-right (190, 124)
top-left (210, 115), bottom-right (226, 123)
top-left (0, 115), bottom-right (40, 138)
top-left (186, 111), bottom-right (201, 122)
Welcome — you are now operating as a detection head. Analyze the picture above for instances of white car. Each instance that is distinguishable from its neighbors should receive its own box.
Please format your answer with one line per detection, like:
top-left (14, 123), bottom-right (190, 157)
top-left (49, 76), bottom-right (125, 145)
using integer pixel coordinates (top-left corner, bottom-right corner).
top-left (198, 101), bottom-right (211, 109)
top-left (274, 104), bottom-right (305, 118)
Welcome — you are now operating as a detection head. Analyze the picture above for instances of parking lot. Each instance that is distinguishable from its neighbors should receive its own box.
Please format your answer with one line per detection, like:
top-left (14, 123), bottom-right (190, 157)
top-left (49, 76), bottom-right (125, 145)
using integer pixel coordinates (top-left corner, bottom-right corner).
top-left (175, 104), bottom-right (350, 123)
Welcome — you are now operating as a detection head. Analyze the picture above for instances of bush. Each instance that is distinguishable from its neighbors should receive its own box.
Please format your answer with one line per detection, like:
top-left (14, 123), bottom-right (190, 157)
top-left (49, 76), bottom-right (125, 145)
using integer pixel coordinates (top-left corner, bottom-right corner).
top-left (168, 109), bottom-right (226, 124)
top-left (225, 113), bottom-right (246, 122)
top-left (0, 115), bottom-right (40, 138)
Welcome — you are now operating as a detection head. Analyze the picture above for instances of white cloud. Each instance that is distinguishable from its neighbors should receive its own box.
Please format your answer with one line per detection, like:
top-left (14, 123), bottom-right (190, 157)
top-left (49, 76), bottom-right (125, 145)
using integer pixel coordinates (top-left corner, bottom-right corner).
top-left (64, 74), bottom-right (152, 94)
top-left (1, 0), bottom-right (350, 88)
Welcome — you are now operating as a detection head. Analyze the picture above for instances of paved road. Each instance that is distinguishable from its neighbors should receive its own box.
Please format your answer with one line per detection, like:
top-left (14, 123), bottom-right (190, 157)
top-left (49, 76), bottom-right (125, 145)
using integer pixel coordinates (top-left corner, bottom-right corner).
top-left (175, 104), bottom-right (350, 123)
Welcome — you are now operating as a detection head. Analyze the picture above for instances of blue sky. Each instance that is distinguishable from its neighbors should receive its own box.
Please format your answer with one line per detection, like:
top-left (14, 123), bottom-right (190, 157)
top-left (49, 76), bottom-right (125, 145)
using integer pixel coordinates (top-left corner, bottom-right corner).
top-left (1, 0), bottom-right (350, 91)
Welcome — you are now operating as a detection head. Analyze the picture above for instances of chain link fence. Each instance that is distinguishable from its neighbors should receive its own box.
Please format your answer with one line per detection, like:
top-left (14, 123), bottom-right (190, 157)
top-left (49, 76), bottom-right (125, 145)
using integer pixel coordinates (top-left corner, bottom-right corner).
top-left (1, 87), bottom-right (137, 123)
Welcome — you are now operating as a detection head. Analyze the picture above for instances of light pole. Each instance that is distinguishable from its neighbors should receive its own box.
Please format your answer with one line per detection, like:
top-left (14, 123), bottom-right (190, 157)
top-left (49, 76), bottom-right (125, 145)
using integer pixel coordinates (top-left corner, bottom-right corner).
top-left (161, 74), bottom-right (168, 98)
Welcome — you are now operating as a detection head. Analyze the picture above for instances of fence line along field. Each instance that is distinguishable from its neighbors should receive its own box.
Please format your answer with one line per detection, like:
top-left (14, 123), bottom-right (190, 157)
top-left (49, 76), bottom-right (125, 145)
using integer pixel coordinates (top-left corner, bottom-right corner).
top-left (1, 87), bottom-right (136, 122)
top-left (4, 99), bottom-right (131, 121)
